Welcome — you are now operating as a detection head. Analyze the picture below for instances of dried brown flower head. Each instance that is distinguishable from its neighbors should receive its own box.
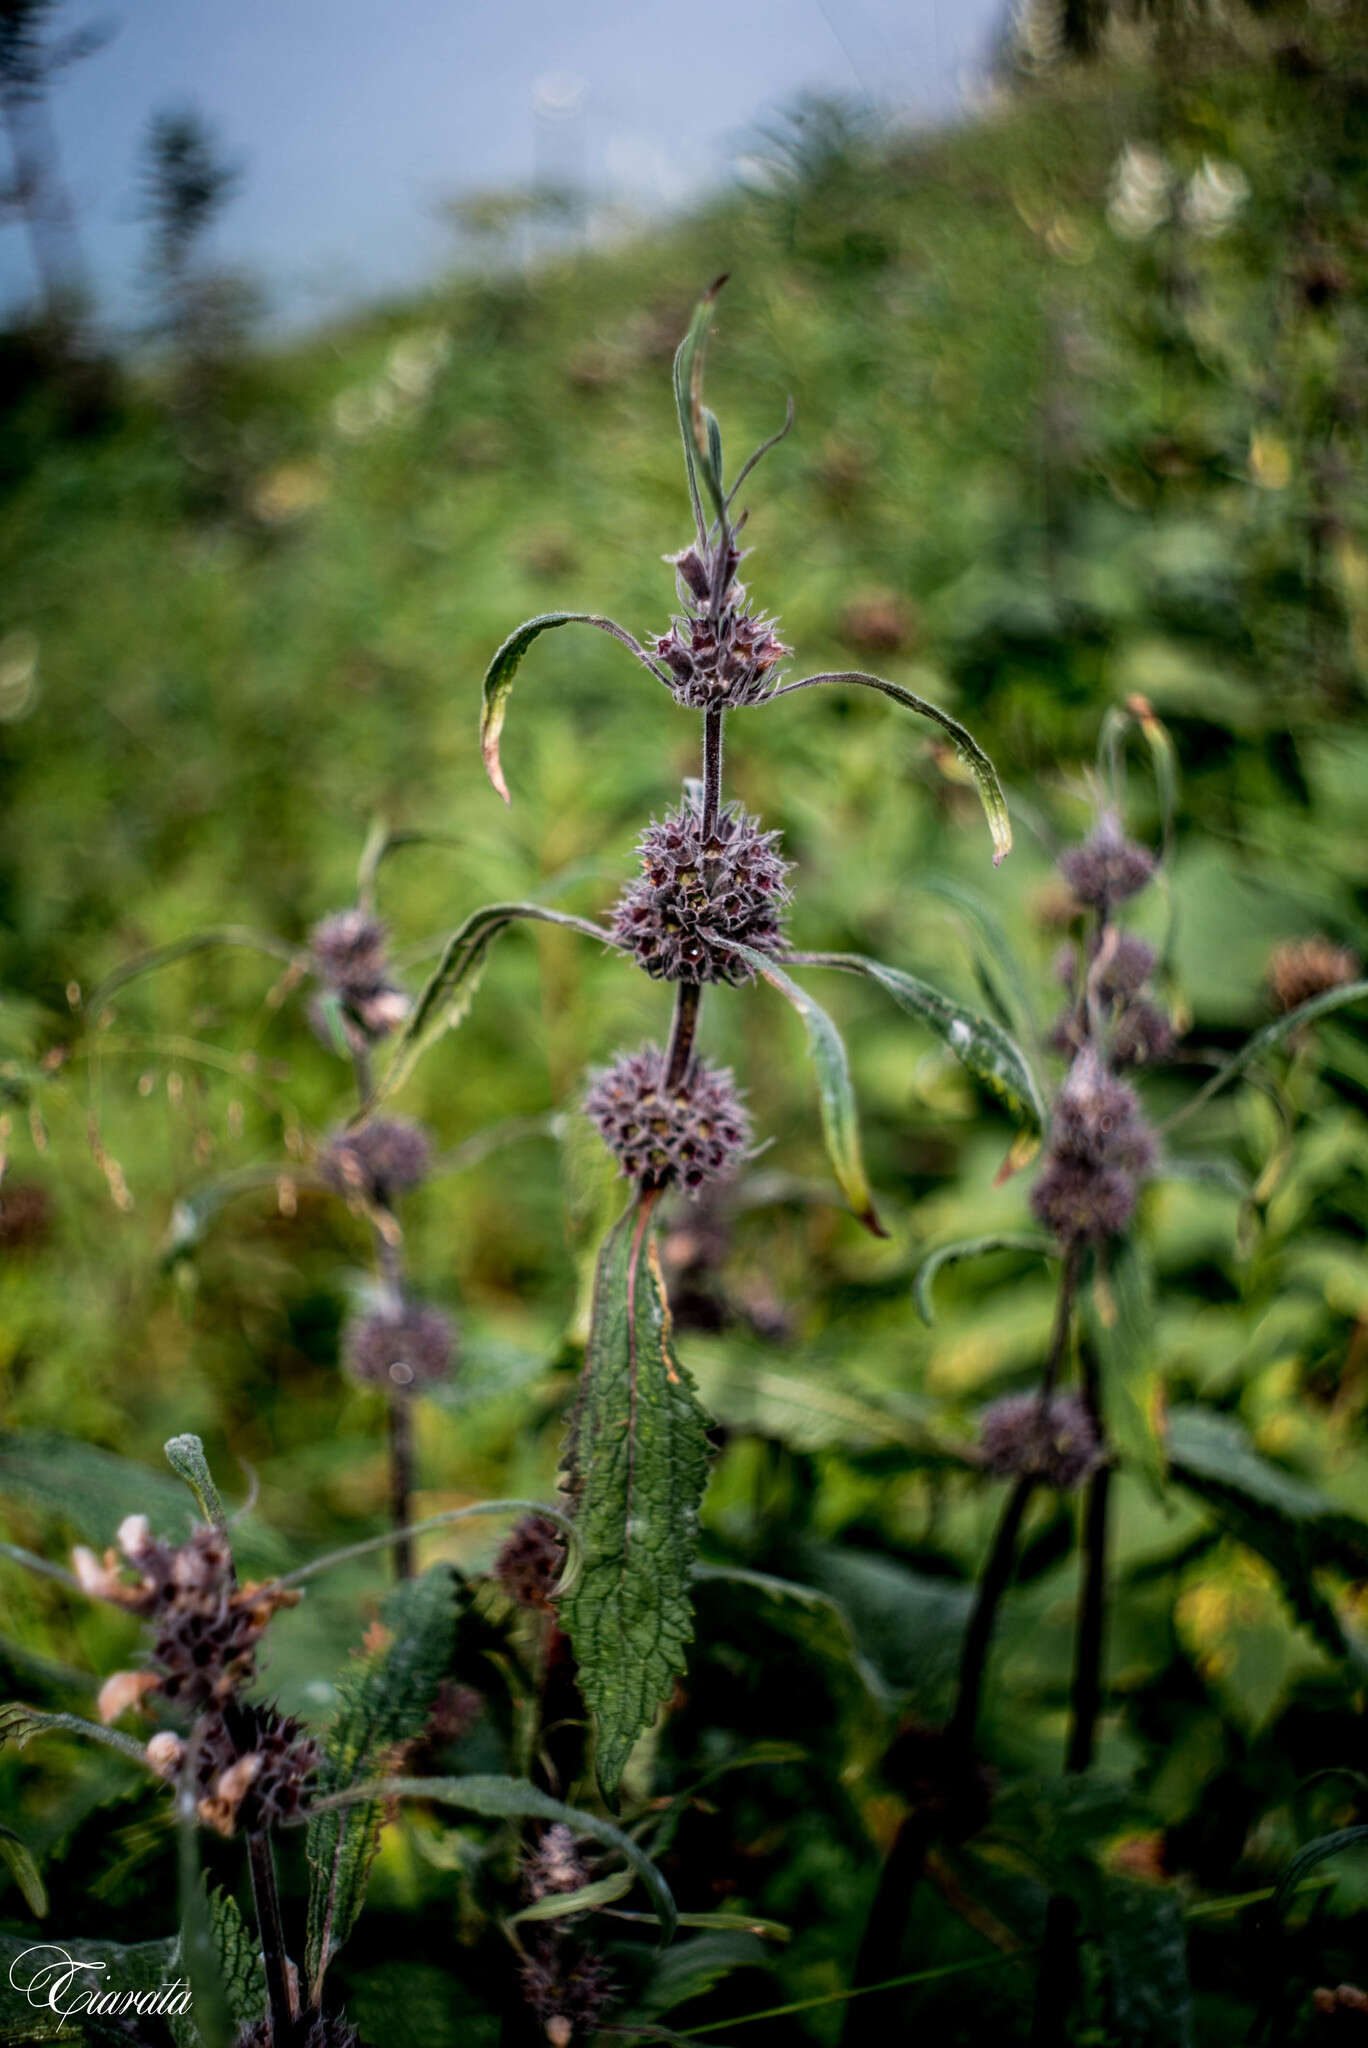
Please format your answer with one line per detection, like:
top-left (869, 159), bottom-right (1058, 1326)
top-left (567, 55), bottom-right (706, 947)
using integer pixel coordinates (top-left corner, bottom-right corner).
top-left (494, 1515), bottom-right (566, 1611)
top-left (194, 1700), bottom-right (320, 1837)
top-left (1267, 936), bottom-right (1361, 1015)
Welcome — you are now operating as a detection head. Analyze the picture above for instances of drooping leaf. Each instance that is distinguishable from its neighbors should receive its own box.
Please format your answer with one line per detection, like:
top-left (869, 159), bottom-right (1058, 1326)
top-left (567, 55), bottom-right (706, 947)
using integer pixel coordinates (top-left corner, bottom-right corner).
top-left (693, 1565), bottom-right (889, 1723)
top-left (1167, 1407), bottom-right (1368, 1667)
top-left (479, 613), bottom-right (669, 803)
top-left (786, 951), bottom-right (1046, 1138)
top-left (912, 1233), bottom-right (1055, 1326)
top-left (1271, 1826), bottom-right (1368, 1916)
top-left (1163, 979), bottom-right (1368, 1133)
top-left (377, 902), bottom-right (617, 1104)
top-left (728, 944), bottom-right (885, 1236)
top-left (0, 1700), bottom-right (161, 1772)
top-left (305, 1563), bottom-right (461, 1998)
top-left (305, 1774), bottom-right (676, 1943)
top-left (766, 670), bottom-right (1012, 865)
top-left (0, 1827), bottom-right (46, 1917)
top-left (559, 1199), bottom-right (712, 1791)
top-left (1101, 1878), bottom-right (1193, 2048)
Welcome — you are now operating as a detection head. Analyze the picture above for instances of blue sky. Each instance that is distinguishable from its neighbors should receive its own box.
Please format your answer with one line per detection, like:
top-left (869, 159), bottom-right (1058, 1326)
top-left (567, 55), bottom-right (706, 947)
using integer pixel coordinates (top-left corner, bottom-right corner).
top-left (3, 0), bottom-right (1005, 333)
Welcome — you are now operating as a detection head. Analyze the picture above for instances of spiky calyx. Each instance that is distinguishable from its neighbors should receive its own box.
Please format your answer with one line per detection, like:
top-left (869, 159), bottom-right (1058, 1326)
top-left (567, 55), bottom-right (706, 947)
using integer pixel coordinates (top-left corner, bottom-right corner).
top-left (1050, 932), bottom-right (1175, 1070)
top-left (236, 2012), bottom-right (370, 2048)
top-left (584, 1045), bottom-right (751, 1194)
top-left (342, 1301), bottom-right (454, 1391)
top-left (1058, 815), bottom-right (1156, 910)
top-left (75, 1519), bottom-right (298, 1715)
top-left (320, 1117), bottom-right (431, 1204)
top-left (612, 796), bottom-right (791, 985)
top-left (654, 544), bottom-right (789, 710)
top-left (193, 1699), bottom-right (320, 1838)
top-left (978, 1390), bottom-right (1104, 1491)
top-left (493, 1514), bottom-right (565, 1611)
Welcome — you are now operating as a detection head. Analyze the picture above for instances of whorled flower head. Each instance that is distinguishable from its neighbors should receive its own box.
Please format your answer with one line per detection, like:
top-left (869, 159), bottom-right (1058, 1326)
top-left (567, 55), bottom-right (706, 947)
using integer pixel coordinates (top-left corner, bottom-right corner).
top-left (978, 1390), bottom-right (1105, 1491)
top-left (320, 1117), bottom-right (431, 1205)
top-left (1050, 931), bottom-right (1175, 1070)
top-left (309, 908), bottom-right (408, 1043)
top-left (1058, 815), bottom-right (1156, 910)
top-left (519, 1931), bottom-right (617, 2048)
top-left (612, 796), bottom-right (791, 985)
top-left (1031, 1048), bottom-right (1156, 1246)
top-left (193, 1699), bottom-right (320, 1838)
top-left (494, 1514), bottom-right (566, 1611)
top-left (343, 1300), bottom-right (454, 1391)
top-left (584, 1045), bottom-right (751, 1194)
top-left (1266, 935), bottom-right (1362, 1015)
top-left (75, 1519), bottom-right (298, 1717)
top-left (654, 543), bottom-right (789, 710)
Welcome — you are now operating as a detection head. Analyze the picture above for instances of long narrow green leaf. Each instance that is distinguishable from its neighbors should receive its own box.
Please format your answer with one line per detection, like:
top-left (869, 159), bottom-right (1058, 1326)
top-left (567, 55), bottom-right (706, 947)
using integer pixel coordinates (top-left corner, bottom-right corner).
top-left (377, 902), bottom-right (618, 1105)
top-left (1271, 1826), bottom-right (1368, 1915)
top-left (0, 1701), bottom-right (160, 1772)
top-left (786, 951), bottom-right (1046, 1137)
top-left (560, 1199), bottom-right (712, 1792)
top-left (673, 281), bottom-right (728, 532)
top-left (305, 1564), bottom-right (461, 1999)
top-left (304, 1773), bottom-right (677, 1944)
top-left (85, 927), bottom-right (304, 1014)
top-left (728, 944), bottom-right (885, 1236)
top-left (766, 670), bottom-right (1012, 865)
top-left (1162, 979), bottom-right (1368, 1132)
top-left (480, 612), bottom-right (669, 803)
top-left (912, 1234), bottom-right (1055, 1326)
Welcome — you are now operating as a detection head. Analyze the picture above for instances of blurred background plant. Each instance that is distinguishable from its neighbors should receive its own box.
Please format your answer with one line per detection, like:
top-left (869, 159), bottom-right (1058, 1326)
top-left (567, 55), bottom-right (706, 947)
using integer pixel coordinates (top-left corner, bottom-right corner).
top-left (3, 0), bottom-right (1368, 2041)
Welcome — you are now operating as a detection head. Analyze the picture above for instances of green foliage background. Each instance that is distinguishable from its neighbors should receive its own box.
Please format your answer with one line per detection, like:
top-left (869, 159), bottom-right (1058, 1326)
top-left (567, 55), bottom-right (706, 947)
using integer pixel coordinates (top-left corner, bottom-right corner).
top-left (2, 13), bottom-right (1367, 2042)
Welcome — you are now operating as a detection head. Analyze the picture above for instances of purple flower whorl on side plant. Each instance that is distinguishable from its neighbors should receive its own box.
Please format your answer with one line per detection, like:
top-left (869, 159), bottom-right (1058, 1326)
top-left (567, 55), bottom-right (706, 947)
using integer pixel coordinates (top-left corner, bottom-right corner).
top-left (343, 1300), bottom-right (455, 1391)
top-left (585, 1045), bottom-right (751, 1195)
top-left (978, 1389), bottom-right (1105, 1491)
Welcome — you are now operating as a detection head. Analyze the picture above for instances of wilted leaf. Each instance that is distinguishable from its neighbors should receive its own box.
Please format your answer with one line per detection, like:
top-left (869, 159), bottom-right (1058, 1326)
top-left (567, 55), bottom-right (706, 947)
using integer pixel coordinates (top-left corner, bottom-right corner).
top-left (559, 1200), bottom-right (711, 1791)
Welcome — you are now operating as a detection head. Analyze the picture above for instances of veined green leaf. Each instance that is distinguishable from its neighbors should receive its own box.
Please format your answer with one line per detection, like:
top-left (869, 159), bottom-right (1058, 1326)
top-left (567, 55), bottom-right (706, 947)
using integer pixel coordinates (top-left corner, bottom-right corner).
top-left (304, 1773), bottom-right (676, 1944)
top-left (728, 944), bottom-right (885, 1236)
top-left (766, 670), bottom-right (1012, 865)
top-left (785, 950), bottom-right (1046, 1138)
top-left (377, 901), bottom-right (618, 1105)
top-left (1167, 1407), bottom-right (1368, 1668)
top-left (0, 1827), bottom-right (46, 1918)
top-left (479, 612), bottom-right (669, 803)
top-left (559, 1199), bottom-right (712, 1792)
top-left (168, 1883), bottom-right (265, 2047)
top-left (912, 1233), bottom-right (1055, 1326)
top-left (305, 1564), bottom-right (461, 1999)
top-left (0, 1932), bottom-right (181, 2047)
top-left (510, 1867), bottom-right (634, 1925)
top-left (1163, 979), bottom-right (1368, 1133)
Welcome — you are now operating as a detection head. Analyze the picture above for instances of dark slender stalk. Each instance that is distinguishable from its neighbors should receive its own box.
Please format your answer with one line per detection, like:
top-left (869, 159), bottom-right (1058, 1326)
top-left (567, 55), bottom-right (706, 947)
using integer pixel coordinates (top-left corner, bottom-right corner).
top-left (947, 1475), bottom-right (1036, 1751)
top-left (664, 981), bottom-right (702, 1090)
top-left (247, 1830), bottom-right (296, 2047)
top-left (701, 706), bottom-right (725, 838)
top-left (1066, 1465), bottom-right (1111, 1774)
top-left (388, 1396), bottom-right (416, 1580)
top-left (839, 1813), bottom-right (941, 2048)
top-left (1039, 1239), bottom-right (1083, 1399)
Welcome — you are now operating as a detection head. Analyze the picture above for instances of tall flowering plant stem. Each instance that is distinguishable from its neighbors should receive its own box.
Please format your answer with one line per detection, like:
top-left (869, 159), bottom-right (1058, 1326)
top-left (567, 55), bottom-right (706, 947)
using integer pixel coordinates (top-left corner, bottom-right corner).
top-left (477, 279), bottom-right (1022, 1791)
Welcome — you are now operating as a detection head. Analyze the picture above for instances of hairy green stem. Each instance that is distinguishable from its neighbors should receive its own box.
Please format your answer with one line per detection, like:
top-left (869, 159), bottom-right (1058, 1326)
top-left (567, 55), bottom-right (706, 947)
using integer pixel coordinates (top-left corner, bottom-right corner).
top-left (701, 705), bottom-right (725, 838)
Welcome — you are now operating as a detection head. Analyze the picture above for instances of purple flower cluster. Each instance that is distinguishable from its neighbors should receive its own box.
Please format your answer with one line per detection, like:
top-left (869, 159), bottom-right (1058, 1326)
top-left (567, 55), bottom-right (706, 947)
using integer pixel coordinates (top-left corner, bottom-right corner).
top-left (1031, 1048), bottom-right (1156, 1245)
top-left (612, 794), bottom-right (791, 985)
top-left (654, 544), bottom-right (789, 710)
top-left (585, 1045), bottom-right (751, 1194)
